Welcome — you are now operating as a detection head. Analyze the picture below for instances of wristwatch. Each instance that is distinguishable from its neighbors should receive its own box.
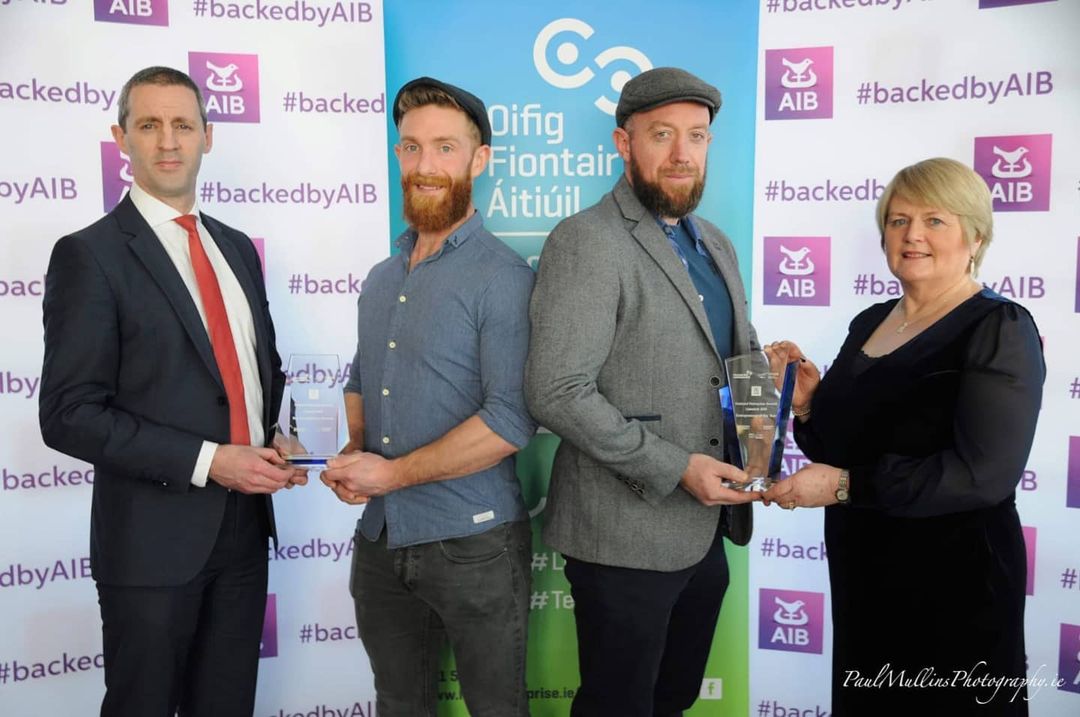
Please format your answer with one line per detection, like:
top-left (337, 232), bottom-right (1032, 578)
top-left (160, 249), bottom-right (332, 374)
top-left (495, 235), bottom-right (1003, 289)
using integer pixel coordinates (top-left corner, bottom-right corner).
top-left (835, 469), bottom-right (851, 504)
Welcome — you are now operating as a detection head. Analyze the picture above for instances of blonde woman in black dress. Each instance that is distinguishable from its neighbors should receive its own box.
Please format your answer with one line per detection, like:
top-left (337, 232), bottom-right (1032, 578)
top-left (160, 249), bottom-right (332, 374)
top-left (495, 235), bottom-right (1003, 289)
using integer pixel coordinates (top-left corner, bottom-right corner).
top-left (764, 158), bottom-right (1043, 716)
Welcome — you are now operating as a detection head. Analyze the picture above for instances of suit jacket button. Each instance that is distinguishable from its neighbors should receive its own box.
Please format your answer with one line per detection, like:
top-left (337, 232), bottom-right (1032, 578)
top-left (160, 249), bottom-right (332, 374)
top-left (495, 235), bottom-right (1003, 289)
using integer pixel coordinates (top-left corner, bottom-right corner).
top-left (709, 376), bottom-right (721, 387)
top-left (217, 396), bottom-right (227, 406)
top-left (709, 438), bottom-right (720, 446)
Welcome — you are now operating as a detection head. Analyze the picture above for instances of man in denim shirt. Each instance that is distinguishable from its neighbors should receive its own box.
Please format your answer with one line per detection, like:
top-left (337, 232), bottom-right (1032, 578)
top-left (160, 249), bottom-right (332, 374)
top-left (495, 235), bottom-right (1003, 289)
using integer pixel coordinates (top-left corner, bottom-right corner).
top-left (321, 78), bottom-right (535, 717)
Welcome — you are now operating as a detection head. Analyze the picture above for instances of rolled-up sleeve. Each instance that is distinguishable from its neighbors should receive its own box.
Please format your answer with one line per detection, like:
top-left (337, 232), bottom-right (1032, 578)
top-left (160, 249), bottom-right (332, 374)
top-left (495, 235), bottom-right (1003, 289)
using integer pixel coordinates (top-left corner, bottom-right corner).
top-left (344, 289), bottom-right (364, 395)
top-left (475, 263), bottom-right (537, 449)
top-left (345, 343), bottom-right (363, 395)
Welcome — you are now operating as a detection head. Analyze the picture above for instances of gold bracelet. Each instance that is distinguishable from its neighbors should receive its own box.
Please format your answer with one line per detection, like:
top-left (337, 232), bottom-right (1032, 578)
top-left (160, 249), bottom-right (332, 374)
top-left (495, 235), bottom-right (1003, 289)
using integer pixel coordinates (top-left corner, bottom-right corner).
top-left (792, 404), bottom-right (811, 417)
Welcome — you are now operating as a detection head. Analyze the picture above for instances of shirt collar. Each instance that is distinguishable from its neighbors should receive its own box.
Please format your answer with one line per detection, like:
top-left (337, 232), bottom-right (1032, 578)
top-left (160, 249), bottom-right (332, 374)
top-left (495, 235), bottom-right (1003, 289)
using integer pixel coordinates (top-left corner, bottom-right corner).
top-left (128, 182), bottom-right (204, 230)
top-left (652, 213), bottom-right (702, 245)
top-left (393, 210), bottom-right (484, 259)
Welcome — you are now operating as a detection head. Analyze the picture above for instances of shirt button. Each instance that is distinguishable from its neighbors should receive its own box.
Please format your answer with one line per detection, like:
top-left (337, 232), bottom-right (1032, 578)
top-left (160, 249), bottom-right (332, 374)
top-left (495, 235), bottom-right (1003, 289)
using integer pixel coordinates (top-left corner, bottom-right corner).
top-left (699, 294), bottom-right (704, 302)
top-left (399, 295), bottom-right (407, 303)
top-left (382, 436), bottom-right (390, 445)
top-left (388, 340), bottom-right (396, 349)
top-left (381, 388), bottom-right (390, 396)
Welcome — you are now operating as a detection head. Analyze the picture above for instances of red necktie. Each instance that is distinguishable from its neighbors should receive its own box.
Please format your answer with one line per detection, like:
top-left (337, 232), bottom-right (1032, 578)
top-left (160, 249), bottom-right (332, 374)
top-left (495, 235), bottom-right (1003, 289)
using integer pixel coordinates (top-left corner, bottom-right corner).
top-left (175, 215), bottom-right (251, 445)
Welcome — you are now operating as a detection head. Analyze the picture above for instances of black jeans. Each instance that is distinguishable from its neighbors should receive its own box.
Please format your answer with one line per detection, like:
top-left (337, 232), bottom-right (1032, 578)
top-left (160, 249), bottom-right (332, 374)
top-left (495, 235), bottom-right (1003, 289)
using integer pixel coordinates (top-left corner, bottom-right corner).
top-left (565, 521), bottom-right (730, 717)
top-left (350, 519), bottom-right (532, 717)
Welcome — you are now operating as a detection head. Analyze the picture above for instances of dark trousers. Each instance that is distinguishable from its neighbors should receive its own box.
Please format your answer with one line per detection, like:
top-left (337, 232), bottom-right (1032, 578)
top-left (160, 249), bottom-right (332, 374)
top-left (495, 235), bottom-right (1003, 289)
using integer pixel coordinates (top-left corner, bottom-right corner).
top-left (350, 520), bottom-right (532, 717)
top-left (96, 491), bottom-right (270, 717)
top-left (564, 520), bottom-right (730, 717)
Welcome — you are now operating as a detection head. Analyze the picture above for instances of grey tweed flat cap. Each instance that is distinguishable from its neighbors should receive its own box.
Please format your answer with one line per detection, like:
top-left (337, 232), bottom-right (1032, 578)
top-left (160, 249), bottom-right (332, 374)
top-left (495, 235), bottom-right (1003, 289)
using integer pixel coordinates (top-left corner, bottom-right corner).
top-left (615, 67), bottom-right (722, 127)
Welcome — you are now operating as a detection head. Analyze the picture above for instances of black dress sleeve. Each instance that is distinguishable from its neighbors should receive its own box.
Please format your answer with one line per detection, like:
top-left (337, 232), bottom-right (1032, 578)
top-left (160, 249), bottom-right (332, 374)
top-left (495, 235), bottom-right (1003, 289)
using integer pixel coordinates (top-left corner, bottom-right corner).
top-left (849, 302), bottom-right (1044, 517)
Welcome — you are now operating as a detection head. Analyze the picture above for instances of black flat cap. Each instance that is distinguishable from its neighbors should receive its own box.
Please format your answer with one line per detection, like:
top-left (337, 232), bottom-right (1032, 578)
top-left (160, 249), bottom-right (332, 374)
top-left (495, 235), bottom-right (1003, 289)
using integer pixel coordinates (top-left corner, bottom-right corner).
top-left (392, 76), bottom-right (492, 146)
top-left (615, 67), bottom-right (722, 127)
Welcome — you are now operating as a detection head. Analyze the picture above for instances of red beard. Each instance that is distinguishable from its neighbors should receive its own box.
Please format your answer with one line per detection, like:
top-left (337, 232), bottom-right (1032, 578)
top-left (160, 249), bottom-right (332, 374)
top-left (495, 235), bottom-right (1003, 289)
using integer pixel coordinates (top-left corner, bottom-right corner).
top-left (401, 170), bottom-right (473, 232)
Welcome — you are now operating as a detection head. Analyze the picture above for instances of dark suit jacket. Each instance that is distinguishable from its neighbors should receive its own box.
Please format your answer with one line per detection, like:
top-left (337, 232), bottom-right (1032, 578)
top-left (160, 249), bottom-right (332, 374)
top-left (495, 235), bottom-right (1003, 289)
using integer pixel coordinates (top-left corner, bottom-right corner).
top-left (39, 195), bottom-right (284, 587)
top-left (525, 177), bottom-right (757, 572)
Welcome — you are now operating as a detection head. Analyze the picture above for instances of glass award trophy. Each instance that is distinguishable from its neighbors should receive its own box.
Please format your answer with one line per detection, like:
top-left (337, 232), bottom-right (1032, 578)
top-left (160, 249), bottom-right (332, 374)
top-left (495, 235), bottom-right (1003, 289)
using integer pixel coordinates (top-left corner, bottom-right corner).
top-left (281, 354), bottom-right (343, 468)
top-left (718, 350), bottom-right (796, 492)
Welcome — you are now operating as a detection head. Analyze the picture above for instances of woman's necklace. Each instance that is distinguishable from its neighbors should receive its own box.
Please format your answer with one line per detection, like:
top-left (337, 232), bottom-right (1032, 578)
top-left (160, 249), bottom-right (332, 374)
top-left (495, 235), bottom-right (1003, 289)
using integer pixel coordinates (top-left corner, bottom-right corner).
top-left (894, 280), bottom-right (973, 334)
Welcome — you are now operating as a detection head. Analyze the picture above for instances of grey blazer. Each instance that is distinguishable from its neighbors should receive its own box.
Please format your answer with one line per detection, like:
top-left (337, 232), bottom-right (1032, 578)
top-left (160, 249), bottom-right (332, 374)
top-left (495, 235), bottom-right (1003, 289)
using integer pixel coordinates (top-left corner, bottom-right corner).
top-left (525, 176), bottom-right (759, 572)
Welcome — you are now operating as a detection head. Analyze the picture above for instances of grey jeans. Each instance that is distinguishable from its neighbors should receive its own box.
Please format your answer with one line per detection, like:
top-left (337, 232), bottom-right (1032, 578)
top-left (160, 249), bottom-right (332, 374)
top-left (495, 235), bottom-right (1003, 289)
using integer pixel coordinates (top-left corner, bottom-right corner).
top-left (350, 519), bottom-right (532, 717)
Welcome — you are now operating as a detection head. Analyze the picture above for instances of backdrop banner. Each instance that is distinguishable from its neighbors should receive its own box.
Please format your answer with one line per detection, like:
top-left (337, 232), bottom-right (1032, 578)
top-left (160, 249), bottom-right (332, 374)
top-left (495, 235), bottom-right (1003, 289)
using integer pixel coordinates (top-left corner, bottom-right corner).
top-left (749, 2), bottom-right (1079, 716)
top-left (384, 2), bottom-right (759, 714)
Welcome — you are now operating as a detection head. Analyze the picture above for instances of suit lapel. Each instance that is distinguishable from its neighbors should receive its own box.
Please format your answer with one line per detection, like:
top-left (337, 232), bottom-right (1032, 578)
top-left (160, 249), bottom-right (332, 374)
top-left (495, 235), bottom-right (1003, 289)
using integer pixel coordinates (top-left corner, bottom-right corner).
top-left (120, 197), bottom-right (224, 390)
top-left (615, 178), bottom-right (720, 358)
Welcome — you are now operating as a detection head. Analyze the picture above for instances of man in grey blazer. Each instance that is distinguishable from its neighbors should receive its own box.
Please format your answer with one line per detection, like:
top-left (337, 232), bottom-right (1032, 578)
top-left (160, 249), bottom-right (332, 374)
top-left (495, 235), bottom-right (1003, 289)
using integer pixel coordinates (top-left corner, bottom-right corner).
top-left (525, 67), bottom-right (761, 716)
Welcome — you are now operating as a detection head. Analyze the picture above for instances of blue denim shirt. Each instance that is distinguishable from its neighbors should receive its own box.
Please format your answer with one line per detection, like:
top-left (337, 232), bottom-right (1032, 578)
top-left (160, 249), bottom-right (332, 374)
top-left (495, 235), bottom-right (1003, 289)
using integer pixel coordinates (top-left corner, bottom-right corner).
top-left (345, 212), bottom-right (536, 547)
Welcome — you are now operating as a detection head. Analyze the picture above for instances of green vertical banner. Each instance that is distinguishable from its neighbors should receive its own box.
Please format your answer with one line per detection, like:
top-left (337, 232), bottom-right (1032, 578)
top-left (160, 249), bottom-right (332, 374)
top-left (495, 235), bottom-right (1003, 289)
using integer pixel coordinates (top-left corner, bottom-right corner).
top-left (384, 2), bottom-right (759, 714)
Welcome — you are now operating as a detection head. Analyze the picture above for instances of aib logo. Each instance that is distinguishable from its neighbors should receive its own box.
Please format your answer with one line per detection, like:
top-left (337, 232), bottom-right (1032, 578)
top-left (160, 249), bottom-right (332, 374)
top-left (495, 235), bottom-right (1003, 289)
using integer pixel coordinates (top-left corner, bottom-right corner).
top-left (763, 236), bottom-right (830, 307)
top-left (1022, 526), bottom-right (1036, 596)
top-left (758, 588), bottom-right (824, 654)
top-left (1067, 436), bottom-right (1080, 509)
top-left (1059, 624), bottom-right (1080, 695)
top-left (100, 141), bottom-right (133, 212)
top-left (533, 18), bottom-right (652, 116)
top-left (188, 52), bottom-right (260, 123)
top-left (980, 0), bottom-right (1056, 7)
top-left (765, 47), bottom-right (833, 120)
top-left (259, 593), bottom-right (278, 658)
top-left (973, 134), bottom-right (1052, 212)
top-left (94, 0), bottom-right (169, 26)
top-left (1074, 237), bottom-right (1079, 314)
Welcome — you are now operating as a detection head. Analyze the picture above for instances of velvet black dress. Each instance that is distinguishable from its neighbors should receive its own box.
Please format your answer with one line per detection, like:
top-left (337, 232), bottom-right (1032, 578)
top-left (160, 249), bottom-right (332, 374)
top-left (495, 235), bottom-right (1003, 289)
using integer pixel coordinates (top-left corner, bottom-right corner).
top-left (794, 289), bottom-right (1044, 716)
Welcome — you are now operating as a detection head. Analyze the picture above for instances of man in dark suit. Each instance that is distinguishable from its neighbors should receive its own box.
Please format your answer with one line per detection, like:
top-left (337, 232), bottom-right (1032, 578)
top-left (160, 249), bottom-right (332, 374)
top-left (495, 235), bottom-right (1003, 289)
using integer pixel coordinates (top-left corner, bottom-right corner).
top-left (39, 66), bottom-right (303, 717)
top-left (525, 67), bottom-right (761, 716)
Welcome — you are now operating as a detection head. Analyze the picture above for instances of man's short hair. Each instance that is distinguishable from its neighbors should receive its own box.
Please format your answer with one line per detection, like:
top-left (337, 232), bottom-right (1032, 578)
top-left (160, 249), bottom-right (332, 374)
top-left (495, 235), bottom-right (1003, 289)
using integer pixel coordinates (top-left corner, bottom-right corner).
top-left (116, 66), bottom-right (208, 130)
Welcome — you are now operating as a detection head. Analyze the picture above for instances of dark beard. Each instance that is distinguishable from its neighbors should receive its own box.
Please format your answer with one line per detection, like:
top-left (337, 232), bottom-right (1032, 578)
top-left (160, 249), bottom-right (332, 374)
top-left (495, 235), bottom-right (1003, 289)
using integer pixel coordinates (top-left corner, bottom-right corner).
top-left (401, 170), bottom-right (473, 232)
top-left (629, 156), bottom-right (706, 219)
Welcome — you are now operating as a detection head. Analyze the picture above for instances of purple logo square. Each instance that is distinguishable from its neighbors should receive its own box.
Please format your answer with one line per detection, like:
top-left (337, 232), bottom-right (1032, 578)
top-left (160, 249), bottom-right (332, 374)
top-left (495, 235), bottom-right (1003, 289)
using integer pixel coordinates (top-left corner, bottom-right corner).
top-left (782, 418), bottom-right (810, 477)
top-left (764, 47), bottom-right (833, 120)
top-left (973, 134), bottom-right (1052, 212)
top-left (758, 588), bottom-right (824, 654)
top-left (763, 236), bottom-right (830, 307)
top-left (980, 0), bottom-right (1056, 7)
top-left (1068, 436), bottom-right (1080, 509)
top-left (1074, 238), bottom-right (1079, 314)
top-left (259, 593), bottom-right (278, 658)
top-left (251, 237), bottom-right (266, 274)
top-left (1021, 526), bottom-right (1036, 595)
top-left (188, 52), bottom-right (260, 123)
top-left (94, 0), bottom-right (169, 26)
top-left (1059, 624), bottom-right (1080, 694)
top-left (100, 141), bottom-right (133, 212)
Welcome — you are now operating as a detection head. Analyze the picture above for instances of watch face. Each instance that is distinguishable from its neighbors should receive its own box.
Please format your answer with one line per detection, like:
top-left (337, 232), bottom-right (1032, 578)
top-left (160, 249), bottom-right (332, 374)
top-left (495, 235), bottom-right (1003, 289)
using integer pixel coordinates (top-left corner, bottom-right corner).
top-left (835, 489), bottom-right (850, 503)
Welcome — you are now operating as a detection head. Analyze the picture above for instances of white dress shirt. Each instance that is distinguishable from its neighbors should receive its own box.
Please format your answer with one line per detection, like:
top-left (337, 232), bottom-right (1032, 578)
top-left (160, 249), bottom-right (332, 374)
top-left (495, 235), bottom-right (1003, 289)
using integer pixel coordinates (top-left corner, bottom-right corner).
top-left (127, 183), bottom-right (265, 487)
